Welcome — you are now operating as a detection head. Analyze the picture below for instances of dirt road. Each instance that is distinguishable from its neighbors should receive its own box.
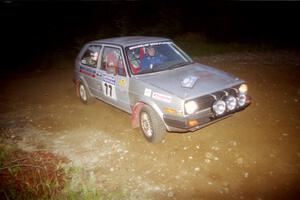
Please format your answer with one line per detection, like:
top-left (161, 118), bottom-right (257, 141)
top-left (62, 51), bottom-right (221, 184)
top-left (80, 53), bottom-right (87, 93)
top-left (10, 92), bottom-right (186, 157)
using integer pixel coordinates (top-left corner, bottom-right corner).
top-left (1, 51), bottom-right (300, 199)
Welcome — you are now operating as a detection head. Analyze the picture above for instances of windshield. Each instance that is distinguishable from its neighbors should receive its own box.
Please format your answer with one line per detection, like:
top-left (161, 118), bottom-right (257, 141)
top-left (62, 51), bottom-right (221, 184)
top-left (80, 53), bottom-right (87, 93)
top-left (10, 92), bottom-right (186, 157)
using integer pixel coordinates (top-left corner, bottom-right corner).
top-left (126, 42), bottom-right (193, 75)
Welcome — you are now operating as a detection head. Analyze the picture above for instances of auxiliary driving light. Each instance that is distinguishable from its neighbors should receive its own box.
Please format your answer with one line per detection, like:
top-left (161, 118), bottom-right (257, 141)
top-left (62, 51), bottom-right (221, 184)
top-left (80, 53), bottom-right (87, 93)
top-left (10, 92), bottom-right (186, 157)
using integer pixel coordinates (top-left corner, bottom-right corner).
top-left (237, 94), bottom-right (247, 107)
top-left (239, 84), bottom-right (248, 94)
top-left (213, 100), bottom-right (226, 115)
top-left (225, 95), bottom-right (237, 111)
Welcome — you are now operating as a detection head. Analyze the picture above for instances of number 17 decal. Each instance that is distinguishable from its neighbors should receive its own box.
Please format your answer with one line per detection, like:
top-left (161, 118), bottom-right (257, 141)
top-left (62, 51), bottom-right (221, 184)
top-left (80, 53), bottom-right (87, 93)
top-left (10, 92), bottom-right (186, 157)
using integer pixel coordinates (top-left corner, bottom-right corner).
top-left (102, 82), bottom-right (117, 100)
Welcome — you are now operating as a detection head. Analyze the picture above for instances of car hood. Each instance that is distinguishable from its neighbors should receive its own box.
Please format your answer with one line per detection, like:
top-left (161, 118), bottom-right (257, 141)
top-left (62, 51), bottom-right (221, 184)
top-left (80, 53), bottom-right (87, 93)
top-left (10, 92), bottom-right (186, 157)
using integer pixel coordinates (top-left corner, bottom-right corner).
top-left (137, 63), bottom-right (244, 100)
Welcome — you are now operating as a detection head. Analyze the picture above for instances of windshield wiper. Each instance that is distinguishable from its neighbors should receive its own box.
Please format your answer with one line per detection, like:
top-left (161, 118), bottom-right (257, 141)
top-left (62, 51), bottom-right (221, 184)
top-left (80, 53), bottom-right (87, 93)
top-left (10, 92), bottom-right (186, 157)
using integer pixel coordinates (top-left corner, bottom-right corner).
top-left (138, 65), bottom-right (162, 75)
top-left (168, 61), bottom-right (190, 70)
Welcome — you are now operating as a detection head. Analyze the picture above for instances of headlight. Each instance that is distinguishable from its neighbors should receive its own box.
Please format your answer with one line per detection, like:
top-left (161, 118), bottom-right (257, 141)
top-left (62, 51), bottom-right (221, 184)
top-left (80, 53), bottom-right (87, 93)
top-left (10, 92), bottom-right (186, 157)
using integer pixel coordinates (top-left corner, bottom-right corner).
top-left (239, 84), bottom-right (248, 94)
top-left (213, 100), bottom-right (226, 115)
top-left (185, 101), bottom-right (198, 115)
top-left (237, 94), bottom-right (247, 107)
top-left (225, 96), bottom-right (237, 111)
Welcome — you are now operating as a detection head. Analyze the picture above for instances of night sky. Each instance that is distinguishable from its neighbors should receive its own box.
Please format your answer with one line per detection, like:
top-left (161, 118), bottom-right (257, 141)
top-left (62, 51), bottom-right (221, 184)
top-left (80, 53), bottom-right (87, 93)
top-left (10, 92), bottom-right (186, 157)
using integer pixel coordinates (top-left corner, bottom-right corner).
top-left (1, 0), bottom-right (300, 72)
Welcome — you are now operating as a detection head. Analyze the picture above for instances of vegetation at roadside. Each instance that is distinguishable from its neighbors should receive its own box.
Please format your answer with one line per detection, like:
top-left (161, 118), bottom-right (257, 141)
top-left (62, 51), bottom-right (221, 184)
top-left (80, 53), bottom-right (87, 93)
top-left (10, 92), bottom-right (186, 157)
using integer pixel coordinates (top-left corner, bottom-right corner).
top-left (0, 144), bottom-right (69, 199)
top-left (0, 144), bottom-right (127, 200)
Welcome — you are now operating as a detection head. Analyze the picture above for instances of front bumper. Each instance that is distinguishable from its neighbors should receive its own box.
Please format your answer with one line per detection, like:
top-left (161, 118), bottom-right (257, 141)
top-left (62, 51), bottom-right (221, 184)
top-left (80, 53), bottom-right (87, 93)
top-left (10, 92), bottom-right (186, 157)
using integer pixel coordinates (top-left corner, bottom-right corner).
top-left (163, 98), bottom-right (251, 132)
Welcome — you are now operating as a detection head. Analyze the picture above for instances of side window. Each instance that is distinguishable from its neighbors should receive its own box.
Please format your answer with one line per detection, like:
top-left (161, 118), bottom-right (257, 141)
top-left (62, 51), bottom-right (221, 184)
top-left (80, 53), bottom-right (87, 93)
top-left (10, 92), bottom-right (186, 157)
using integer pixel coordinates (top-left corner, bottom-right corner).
top-left (81, 45), bottom-right (101, 68)
top-left (101, 47), bottom-right (126, 76)
top-left (127, 47), bottom-right (144, 74)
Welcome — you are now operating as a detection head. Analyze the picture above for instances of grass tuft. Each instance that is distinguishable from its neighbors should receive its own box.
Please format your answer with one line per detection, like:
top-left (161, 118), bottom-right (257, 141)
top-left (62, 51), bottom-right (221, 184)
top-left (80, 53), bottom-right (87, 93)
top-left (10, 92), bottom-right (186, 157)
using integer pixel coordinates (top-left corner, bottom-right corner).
top-left (0, 146), bottom-right (70, 199)
top-left (0, 145), bottom-right (128, 199)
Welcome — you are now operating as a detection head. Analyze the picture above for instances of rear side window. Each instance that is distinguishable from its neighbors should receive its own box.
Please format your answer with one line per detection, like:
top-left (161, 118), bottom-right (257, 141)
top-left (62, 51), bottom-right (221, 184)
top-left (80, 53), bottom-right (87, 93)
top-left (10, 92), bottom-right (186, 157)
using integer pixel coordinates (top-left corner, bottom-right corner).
top-left (80, 45), bottom-right (101, 68)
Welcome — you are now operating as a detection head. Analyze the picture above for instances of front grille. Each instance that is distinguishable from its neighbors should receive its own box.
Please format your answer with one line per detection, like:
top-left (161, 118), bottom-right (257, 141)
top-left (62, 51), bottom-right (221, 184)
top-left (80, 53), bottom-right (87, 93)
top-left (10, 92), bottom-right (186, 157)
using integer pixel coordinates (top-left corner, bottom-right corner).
top-left (193, 85), bottom-right (240, 111)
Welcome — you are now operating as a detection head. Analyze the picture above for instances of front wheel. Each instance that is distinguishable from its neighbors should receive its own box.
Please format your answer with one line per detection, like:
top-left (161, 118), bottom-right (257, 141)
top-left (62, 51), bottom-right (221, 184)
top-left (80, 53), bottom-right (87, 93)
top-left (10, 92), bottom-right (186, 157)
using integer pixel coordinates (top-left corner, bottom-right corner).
top-left (139, 105), bottom-right (166, 143)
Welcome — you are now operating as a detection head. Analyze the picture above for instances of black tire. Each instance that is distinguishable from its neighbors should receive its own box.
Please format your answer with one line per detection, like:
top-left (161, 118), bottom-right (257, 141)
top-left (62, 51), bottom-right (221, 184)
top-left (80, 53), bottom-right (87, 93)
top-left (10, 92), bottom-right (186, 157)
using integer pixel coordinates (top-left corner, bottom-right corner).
top-left (139, 105), bottom-right (166, 143)
top-left (79, 83), bottom-right (94, 105)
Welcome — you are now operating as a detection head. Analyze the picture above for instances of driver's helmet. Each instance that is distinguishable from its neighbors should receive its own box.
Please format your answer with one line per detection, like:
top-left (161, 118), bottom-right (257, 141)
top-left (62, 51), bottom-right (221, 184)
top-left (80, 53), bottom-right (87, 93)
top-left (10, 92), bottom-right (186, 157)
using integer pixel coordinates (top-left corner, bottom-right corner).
top-left (145, 46), bottom-right (156, 56)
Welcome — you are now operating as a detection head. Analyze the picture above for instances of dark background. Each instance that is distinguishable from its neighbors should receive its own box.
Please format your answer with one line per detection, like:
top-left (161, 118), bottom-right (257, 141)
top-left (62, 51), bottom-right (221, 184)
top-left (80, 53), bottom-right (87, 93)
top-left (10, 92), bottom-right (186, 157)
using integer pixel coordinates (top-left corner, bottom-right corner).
top-left (1, 0), bottom-right (300, 72)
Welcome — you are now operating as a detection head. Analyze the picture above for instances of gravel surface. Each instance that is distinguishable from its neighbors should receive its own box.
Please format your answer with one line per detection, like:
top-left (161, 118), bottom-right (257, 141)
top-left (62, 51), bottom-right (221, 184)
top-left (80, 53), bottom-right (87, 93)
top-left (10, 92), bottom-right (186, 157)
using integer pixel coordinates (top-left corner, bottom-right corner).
top-left (1, 50), bottom-right (300, 200)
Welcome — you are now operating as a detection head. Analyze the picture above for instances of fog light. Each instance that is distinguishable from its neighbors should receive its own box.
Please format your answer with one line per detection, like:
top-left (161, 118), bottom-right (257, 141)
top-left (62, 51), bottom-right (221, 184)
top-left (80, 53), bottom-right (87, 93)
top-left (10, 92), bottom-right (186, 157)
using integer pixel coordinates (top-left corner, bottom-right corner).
top-left (213, 100), bottom-right (226, 115)
top-left (188, 119), bottom-right (199, 127)
top-left (237, 94), bottom-right (246, 106)
top-left (225, 95), bottom-right (237, 111)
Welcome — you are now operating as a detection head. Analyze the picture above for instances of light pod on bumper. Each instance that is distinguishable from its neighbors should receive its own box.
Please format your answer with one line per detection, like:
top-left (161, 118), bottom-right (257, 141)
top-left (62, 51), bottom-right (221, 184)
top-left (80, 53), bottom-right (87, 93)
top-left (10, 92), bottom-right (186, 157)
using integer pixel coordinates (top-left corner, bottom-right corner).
top-left (237, 94), bottom-right (247, 107)
top-left (239, 84), bottom-right (248, 94)
top-left (213, 100), bottom-right (226, 115)
top-left (225, 95), bottom-right (237, 111)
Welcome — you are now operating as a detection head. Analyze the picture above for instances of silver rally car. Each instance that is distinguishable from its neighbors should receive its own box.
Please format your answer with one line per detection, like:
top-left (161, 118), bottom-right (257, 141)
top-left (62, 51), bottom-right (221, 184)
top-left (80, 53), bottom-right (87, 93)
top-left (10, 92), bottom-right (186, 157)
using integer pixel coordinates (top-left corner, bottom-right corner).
top-left (73, 36), bottom-right (251, 143)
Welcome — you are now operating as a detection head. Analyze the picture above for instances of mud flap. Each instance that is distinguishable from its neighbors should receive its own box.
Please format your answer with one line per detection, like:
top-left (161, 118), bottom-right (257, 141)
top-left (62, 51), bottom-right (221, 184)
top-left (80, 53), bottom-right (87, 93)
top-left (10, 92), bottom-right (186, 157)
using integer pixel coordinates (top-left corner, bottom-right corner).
top-left (131, 102), bottom-right (145, 129)
top-left (73, 79), bottom-right (80, 97)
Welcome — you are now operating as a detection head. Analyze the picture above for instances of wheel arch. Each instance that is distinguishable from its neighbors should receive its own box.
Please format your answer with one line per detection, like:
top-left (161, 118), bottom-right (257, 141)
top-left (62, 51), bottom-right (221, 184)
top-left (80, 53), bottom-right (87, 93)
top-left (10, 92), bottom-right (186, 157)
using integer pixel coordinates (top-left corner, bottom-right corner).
top-left (74, 76), bottom-right (93, 98)
top-left (131, 98), bottom-right (164, 129)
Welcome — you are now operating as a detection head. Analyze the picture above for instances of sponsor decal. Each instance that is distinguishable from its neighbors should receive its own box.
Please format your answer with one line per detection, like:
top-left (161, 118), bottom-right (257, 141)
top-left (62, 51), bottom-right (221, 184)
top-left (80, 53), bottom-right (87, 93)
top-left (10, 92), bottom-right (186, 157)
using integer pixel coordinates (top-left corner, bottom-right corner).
top-left (79, 66), bottom-right (96, 78)
top-left (181, 76), bottom-right (198, 88)
top-left (152, 92), bottom-right (172, 103)
top-left (119, 79), bottom-right (126, 87)
top-left (149, 41), bottom-right (171, 46)
top-left (102, 73), bottom-right (116, 85)
top-left (144, 88), bottom-right (152, 97)
top-left (129, 41), bottom-right (172, 50)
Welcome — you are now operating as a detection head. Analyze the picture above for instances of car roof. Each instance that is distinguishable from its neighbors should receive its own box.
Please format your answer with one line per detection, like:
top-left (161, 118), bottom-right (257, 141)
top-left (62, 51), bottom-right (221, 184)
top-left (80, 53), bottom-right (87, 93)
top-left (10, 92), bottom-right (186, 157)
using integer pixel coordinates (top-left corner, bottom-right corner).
top-left (91, 36), bottom-right (172, 48)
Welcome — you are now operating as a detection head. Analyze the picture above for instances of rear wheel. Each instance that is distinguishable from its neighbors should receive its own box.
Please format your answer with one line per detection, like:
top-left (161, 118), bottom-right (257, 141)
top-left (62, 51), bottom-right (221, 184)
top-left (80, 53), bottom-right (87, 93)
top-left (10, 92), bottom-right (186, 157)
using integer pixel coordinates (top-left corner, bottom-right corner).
top-left (139, 105), bottom-right (166, 143)
top-left (79, 83), bottom-right (94, 104)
